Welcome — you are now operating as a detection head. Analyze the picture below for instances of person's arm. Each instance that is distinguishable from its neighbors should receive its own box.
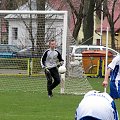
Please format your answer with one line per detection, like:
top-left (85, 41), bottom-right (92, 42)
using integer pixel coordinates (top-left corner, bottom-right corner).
top-left (102, 68), bottom-right (111, 87)
top-left (56, 50), bottom-right (64, 67)
top-left (102, 55), bottom-right (119, 87)
top-left (56, 50), bottom-right (64, 62)
top-left (41, 50), bottom-right (48, 68)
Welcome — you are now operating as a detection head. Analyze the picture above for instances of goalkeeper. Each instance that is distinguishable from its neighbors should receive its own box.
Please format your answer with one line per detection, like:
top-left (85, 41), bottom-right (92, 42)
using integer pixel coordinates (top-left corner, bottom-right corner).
top-left (75, 90), bottom-right (119, 120)
top-left (41, 39), bottom-right (64, 98)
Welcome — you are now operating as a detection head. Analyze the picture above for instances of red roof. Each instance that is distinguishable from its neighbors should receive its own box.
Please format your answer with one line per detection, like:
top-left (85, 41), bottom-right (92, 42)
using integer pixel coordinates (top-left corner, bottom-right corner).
top-left (48, 0), bottom-right (80, 32)
top-left (97, 1), bottom-right (120, 32)
top-left (97, 16), bottom-right (120, 32)
top-left (49, 0), bottom-right (120, 33)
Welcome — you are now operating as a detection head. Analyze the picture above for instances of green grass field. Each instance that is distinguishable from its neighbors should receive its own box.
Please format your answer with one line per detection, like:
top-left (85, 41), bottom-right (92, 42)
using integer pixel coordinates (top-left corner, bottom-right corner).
top-left (0, 76), bottom-right (119, 120)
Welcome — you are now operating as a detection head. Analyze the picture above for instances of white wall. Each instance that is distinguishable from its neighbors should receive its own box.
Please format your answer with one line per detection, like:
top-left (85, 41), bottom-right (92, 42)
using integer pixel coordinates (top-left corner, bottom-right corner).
top-left (8, 19), bottom-right (63, 48)
top-left (8, 20), bottom-right (33, 48)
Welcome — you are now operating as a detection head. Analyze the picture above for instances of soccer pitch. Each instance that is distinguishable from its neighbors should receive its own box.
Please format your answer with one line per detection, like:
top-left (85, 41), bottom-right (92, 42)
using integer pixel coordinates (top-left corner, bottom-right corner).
top-left (0, 76), bottom-right (119, 120)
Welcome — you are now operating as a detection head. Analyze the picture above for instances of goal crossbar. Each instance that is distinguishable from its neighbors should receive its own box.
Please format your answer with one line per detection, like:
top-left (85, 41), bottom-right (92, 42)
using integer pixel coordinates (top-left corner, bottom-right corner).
top-left (0, 10), bottom-right (68, 14)
top-left (0, 10), bottom-right (68, 67)
top-left (0, 10), bottom-right (92, 95)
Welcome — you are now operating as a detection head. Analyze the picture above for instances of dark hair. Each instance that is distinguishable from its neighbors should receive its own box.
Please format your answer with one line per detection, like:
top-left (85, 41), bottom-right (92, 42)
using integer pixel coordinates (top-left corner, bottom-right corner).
top-left (49, 39), bottom-right (56, 44)
top-left (80, 116), bottom-right (101, 120)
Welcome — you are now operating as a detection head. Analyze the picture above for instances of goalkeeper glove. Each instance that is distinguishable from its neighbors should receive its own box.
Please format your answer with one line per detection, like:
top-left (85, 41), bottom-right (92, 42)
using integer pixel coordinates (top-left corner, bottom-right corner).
top-left (57, 61), bottom-right (64, 68)
top-left (44, 67), bottom-right (50, 73)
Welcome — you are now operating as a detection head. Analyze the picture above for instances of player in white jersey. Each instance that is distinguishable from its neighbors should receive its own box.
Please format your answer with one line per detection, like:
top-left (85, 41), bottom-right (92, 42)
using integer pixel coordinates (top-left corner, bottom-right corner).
top-left (102, 54), bottom-right (120, 99)
top-left (75, 90), bottom-right (119, 120)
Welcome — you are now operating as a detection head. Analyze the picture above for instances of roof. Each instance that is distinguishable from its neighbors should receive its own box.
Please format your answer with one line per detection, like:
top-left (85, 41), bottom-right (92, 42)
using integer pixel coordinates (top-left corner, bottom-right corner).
top-left (48, 0), bottom-right (80, 32)
top-left (97, 17), bottom-right (120, 32)
top-left (96, 1), bottom-right (120, 32)
top-left (5, 0), bottom-right (61, 19)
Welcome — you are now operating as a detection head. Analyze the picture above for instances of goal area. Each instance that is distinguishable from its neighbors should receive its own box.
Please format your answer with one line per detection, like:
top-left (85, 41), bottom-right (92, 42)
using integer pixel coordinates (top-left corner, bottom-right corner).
top-left (0, 10), bottom-right (92, 95)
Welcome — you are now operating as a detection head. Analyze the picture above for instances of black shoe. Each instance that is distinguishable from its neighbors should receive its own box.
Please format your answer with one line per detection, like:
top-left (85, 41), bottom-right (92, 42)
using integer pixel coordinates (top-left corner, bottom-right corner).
top-left (48, 94), bottom-right (53, 98)
top-left (48, 90), bottom-right (52, 96)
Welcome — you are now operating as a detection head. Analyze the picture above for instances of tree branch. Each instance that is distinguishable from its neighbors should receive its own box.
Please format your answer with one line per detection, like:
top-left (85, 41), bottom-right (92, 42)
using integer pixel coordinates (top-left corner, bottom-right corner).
top-left (66, 0), bottom-right (78, 16)
top-left (111, 0), bottom-right (117, 20)
top-left (114, 13), bottom-right (120, 24)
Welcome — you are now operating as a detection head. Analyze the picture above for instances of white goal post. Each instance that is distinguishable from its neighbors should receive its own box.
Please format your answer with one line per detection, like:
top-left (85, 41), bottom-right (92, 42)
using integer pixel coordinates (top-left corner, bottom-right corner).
top-left (0, 10), bottom-right (68, 66)
top-left (0, 10), bottom-right (92, 95)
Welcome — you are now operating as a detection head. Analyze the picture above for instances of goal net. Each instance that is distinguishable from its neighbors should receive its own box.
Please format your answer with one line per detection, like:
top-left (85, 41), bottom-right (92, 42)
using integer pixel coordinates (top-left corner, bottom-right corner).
top-left (0, 10), bottom-right (92, 95)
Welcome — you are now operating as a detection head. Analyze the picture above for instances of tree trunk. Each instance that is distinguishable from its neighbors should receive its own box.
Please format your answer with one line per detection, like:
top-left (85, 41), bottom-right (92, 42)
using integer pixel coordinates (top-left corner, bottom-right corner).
top-left (73, 18), bottom-right (82, 40)
top-left (83, 0), bottom-right (95, 45)
top-left (104, 0), bottom-right (118, 50)
top-left (72, 0), bottom-right (83, 41)
top-left (36, 0), bottom-right (46, 57)
top-left (110, 25), bottom-right (116, 50)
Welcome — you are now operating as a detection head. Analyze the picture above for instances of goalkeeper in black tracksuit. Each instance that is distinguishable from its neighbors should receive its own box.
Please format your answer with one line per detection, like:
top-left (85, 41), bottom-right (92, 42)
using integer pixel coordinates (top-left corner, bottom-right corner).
top-left (41, 40), bottom-right (64, 98)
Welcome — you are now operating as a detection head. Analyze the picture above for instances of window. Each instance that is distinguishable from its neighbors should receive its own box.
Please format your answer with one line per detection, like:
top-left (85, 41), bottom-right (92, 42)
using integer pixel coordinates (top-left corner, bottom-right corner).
top-left (75, 48), bottom-right (87, 54)
top-left (89, 48), bottom-right (100, 50)
top-left (96, 39), bottom-right (100, 45)
top-left (0, 46), bottom-right (7, 52)
top-left (12, 27), bottom-right (18, 40)
top-left (103, 48), bottom-right (117, 56)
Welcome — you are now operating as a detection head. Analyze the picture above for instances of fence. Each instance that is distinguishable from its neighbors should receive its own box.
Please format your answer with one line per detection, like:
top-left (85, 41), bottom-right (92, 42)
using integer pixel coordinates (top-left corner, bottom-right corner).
top-left (0, 58), bottom-right (42, 76)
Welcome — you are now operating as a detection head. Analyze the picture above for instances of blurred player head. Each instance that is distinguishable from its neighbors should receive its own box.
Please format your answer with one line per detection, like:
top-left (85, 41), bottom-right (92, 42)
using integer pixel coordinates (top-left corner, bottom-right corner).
top-left (75, 90), bottom-right (119, 120)
top-left (49, 39), bottom-right (57, 50)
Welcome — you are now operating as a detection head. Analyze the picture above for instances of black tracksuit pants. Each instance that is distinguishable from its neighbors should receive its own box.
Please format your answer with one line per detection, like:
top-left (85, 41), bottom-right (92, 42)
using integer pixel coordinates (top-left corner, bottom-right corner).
top-left (45, 67), bottom-right (61, 95)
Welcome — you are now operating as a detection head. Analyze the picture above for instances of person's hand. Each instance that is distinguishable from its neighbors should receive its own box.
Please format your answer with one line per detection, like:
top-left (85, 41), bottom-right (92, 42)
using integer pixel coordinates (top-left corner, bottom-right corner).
top-left (102, 80), bottom-right (108, 88)
top-left (43, 67), bottom-right (50, 73)
top-left (44, 67), bottom-right (49, 72)
top-left (57, 61), bottom-right (64, 67)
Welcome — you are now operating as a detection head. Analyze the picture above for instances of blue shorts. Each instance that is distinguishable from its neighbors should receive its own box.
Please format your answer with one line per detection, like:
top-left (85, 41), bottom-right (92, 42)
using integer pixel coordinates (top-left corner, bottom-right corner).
top-left (110, 80), bottom-right (120, 99)
top-left (80, 116), bottom-right (101, 120)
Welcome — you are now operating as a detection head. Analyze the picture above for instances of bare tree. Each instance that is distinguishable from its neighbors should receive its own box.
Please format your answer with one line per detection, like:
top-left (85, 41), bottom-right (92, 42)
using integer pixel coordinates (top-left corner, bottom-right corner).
top-left (36, 0), bottom-right (46, 57)
top-left (12, 0), bottom-right (46, 57)
top-left (27, 0), bottom-right (35, 56)
top-left (82, 0), bottom-right (96, 45)
top-left (66, 0), bottom-right (84, 41)
top-left (47, 0), bottom-right (83, 42)
top-left (0, 0), bottom-right (28, 44)
top-left (48, 0), bottom-right (107, 45)
top-left (104, 0), bottom-right (120, 49)
top-left (0, 0), bottom-right (28, 10)
top-left (48, 0), bottom-right (98, 44)
top-left (15, 0), bottom-right (37, 56)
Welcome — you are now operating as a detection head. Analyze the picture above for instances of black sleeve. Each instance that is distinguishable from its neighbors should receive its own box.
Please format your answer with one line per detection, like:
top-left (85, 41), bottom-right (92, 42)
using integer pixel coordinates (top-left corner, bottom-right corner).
top-left (56, 50), bottom-right (64, 62)
top-left (41, 50), bottom-right (48, 67)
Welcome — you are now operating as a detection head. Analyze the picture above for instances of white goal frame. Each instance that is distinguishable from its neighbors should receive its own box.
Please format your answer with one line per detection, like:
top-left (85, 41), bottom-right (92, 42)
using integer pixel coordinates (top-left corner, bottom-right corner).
top-left (0, 10), bottom-right (68, 66)
top-left (0, 10), bottom-right (93, 95)
top-left (0, 10), bottom-right (68, 93)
